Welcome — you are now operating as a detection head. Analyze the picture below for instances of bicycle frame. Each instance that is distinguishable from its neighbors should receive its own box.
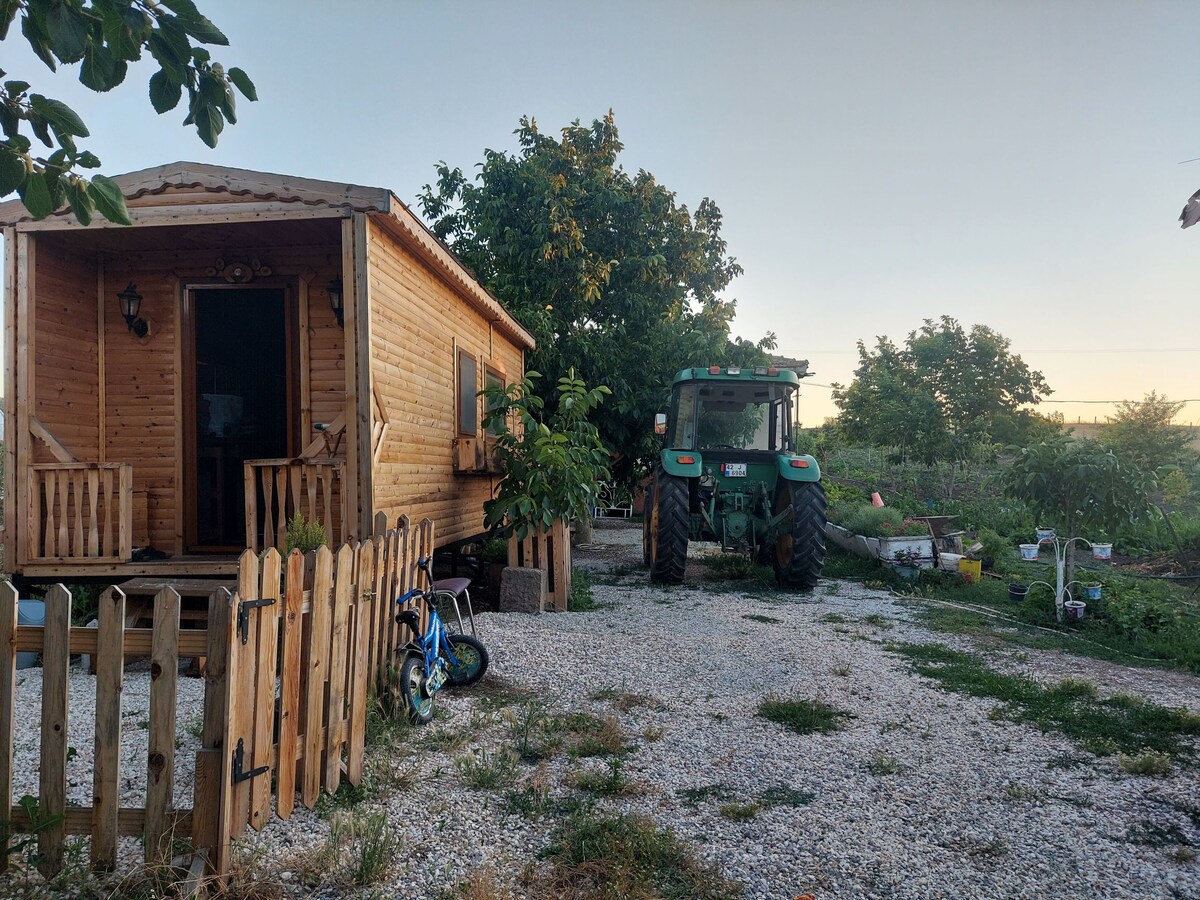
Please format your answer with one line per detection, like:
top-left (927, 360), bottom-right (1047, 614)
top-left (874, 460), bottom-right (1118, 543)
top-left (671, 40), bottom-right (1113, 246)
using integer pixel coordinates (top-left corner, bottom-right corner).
top-left (396, 572), bottom-right (463, 689)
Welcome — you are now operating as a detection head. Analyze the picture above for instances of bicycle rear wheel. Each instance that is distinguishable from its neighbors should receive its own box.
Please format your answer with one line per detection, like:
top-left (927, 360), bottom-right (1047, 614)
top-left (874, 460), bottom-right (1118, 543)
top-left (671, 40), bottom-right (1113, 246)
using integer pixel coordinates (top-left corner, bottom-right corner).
top-left (445, 634), bottom-right (488, 687)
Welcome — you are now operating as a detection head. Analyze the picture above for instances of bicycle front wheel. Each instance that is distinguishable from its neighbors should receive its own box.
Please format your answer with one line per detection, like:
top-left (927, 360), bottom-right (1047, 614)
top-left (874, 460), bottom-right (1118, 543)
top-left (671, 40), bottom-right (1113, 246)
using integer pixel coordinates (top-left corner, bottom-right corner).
top-left (399, 654), bottom-right (435, 724)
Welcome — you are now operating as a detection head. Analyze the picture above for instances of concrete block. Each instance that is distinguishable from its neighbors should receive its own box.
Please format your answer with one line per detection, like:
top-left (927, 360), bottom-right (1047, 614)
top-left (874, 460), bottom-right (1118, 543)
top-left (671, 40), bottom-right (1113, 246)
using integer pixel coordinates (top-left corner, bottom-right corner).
top-left (499, 566), bottom-right (547, 614)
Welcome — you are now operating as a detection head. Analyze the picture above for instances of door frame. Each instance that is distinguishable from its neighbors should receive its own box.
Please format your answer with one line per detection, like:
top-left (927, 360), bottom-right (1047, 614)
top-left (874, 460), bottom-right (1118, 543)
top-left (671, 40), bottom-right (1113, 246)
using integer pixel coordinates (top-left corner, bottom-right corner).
top-left (180, 278), bottom-right (301, 552)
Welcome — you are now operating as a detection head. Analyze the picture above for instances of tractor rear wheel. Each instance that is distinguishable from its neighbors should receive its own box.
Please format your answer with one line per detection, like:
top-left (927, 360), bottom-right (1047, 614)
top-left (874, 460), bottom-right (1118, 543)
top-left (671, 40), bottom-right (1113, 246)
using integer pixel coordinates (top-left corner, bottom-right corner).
top-left (773, 481), bottom-right (827, 589)
top-left (649, 469), bottom-right (689, 584)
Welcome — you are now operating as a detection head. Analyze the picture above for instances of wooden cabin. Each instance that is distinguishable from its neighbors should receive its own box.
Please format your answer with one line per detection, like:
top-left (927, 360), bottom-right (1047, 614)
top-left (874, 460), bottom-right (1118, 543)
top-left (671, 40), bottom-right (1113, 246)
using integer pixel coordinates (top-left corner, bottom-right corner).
top-left (0, 162), bottom-right (533, 582)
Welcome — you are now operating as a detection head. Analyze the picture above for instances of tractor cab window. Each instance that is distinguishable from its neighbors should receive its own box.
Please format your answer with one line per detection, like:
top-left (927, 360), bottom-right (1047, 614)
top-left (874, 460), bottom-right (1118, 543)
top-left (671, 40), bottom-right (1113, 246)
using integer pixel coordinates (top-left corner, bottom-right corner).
top-left (669, 381), bottom-right (794, 451)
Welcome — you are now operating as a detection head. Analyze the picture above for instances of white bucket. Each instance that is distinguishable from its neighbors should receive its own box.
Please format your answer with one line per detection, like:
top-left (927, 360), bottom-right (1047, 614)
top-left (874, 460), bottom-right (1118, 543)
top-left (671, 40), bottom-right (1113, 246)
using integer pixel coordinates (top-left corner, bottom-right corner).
top-left (1091, 543), bottom-right (1113, 560)
top-left (1019, 544), bottom-right (1039, 561)
top-left (938, 553), bottom-right (964, 572)
top-left (1035, 527), bottom-right (1055, 542)
top-left (1064, 599), bottom-right (1087, 621)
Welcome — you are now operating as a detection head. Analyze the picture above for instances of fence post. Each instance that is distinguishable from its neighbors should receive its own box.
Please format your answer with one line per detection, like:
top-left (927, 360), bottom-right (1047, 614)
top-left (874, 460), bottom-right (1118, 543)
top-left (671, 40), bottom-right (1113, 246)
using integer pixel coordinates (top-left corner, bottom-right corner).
top-left (144, 587), bottom-right (180, 866)
top-left (0, 581), bottom-right (17, 875)
top-left (249, 549), bottom-right (281, 832)
top-left (324, 544), bottom-right (354, 791)
top-left (91, 585), bottom-right (126, 872)
top-left (276, 549), bottom-right (305, 820)
top-left (38, 584), bottom-right (71, 878)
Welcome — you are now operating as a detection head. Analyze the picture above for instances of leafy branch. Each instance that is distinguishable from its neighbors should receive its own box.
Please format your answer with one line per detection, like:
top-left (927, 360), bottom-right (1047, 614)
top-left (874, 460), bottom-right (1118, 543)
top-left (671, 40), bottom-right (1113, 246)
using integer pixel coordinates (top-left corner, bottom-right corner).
top-left (0, 0), bottom-right (255, 223)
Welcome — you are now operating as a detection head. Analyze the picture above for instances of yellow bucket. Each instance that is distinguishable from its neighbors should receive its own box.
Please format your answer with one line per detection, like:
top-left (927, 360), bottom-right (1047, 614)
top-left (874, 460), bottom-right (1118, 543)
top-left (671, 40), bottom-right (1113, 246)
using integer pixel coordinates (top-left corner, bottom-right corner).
top-left (958, 558), bottom-right (982, 583)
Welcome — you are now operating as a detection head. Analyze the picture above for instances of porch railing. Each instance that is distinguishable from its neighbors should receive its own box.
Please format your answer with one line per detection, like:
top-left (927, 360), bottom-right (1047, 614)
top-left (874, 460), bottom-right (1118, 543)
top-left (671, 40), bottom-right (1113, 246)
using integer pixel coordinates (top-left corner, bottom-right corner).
top-left (244, 458), bottom-right (347, 553)
top-left (27, 463), bottom-right (133, 562)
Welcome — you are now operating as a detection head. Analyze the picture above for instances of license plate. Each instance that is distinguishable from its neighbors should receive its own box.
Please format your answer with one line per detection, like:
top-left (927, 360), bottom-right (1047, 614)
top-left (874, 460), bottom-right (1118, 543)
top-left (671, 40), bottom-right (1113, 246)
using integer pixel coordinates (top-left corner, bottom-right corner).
top-left (722, 463), bottom-right (747, 478)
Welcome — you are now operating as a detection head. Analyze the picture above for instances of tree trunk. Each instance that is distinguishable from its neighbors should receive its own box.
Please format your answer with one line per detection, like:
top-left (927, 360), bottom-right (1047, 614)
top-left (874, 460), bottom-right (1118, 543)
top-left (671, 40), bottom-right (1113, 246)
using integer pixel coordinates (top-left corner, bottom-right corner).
top-left (1065, 541), bottom-right (1076, 598)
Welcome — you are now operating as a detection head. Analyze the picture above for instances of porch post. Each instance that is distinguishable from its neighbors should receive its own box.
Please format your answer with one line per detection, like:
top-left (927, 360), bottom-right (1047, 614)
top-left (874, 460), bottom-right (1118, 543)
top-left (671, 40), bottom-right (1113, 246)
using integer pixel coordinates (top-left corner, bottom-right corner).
top-left (341, 213), bottom-right (373, 543)
top-left (13, 232), bottom-right (33, 568)
top-left (2, 228), bottom-right (16, 574)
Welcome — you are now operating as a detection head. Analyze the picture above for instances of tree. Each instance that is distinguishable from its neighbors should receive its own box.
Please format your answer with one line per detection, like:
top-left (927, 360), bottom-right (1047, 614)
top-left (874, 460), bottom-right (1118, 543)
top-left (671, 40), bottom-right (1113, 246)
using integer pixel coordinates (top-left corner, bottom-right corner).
top-left (832, 317), bottom-right (1052, 470)
top-left (480, 370), bottom-right (611, 541)
top-left (1002, 436), bottom-right (1157, 588)
top-left (419, 112), bottom-right (772, 480)
top-left (1100, 391), bottom-right (1195, 472)
top-left (0, 0), bottom-right (255, 225)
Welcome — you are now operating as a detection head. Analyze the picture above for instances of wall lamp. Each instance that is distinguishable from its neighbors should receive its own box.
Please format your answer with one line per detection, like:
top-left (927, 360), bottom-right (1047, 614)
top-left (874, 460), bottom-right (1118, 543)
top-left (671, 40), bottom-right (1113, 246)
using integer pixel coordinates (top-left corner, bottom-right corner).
top-left (117, 283), bottom-right (149, 337)
top-left (327, 278), bottom-right (344, 327)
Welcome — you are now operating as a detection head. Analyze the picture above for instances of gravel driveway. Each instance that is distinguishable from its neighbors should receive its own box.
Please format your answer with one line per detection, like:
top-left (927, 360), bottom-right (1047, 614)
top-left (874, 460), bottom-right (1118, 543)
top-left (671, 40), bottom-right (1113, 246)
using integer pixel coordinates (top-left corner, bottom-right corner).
top-left (4, 520), bottom-right (1198, 899)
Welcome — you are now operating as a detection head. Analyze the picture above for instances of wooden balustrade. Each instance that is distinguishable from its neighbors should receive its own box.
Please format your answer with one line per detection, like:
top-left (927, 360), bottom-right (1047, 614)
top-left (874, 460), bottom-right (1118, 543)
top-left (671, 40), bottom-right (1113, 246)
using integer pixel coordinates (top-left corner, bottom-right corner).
top-left (244, 458), bottom-right (347, 553)
top-left (26, 463), bottom-right (132, 562)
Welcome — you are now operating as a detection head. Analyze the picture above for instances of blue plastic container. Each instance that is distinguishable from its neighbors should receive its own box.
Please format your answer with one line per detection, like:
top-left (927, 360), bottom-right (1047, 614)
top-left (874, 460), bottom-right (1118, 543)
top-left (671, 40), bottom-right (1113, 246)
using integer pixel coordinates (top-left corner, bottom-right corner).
top-left (16, 599), bottom-right (45, 669)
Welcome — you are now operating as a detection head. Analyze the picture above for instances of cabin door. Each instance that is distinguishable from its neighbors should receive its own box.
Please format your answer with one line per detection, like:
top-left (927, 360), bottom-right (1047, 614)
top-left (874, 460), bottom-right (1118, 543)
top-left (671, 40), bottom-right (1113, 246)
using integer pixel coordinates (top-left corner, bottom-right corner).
top-left (184, 285), bottom-right (297, 552)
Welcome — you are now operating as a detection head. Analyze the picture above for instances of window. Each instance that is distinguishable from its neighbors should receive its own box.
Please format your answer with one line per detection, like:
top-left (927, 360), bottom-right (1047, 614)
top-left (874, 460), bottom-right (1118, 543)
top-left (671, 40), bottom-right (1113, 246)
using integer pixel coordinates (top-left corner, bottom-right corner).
top-left (457, 349), bottom-right (478, 436)
top-left (484, 366), bottom-right (506, 437)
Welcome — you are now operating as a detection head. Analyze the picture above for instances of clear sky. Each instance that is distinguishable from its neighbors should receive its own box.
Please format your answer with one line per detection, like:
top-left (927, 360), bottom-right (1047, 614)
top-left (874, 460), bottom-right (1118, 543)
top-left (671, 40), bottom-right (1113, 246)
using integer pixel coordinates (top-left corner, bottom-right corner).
top-left (3, 0), bottom-right (1199, 424)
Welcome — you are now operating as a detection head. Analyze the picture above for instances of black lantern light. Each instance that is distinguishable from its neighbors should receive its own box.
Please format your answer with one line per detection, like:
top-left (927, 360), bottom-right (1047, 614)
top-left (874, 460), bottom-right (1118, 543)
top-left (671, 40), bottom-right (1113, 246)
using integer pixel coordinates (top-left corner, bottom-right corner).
top-left (327, 278), bottom-right (344, 327)
top-left (117, 283), bottom-right (148, 337)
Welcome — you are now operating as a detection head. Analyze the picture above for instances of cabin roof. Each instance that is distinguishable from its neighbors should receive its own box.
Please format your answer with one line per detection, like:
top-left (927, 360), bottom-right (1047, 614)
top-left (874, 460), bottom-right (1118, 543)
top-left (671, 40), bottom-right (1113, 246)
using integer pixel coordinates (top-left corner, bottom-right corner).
top-left (0, 162), bottom-right (535, 349)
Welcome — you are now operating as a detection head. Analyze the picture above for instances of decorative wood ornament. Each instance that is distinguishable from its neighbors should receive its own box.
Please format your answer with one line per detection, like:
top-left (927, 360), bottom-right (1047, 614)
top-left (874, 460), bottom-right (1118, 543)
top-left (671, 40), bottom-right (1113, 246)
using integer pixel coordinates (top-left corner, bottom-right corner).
top-left (205, 257), bottom-right (272, 283)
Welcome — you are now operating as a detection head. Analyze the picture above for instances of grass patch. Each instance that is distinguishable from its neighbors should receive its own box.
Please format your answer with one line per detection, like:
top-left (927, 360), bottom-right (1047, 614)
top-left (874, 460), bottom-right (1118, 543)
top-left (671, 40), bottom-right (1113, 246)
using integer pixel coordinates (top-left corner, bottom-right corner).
top-left (820, 613), bottom-right (848, 625)
top-left (756, 784), bottom-right (815, 808)
top-left (861, 613), bottom-right (893, 630)
top-left (1119, 748), bottom-right (1174, 776)
top-left (718, 801), bottom-right (761, 821)
top-left (892, 642), bottom-right (1200, 760)
top-left (866, 751), bottom-right (904, 776)
top-left (678, 783), bottom-right (733, 806)
top-left (757, 697), bottom-right (852, 735)
top-left (534, 806), bottom-right (741, 900)
top-left (742, 613), bottom-right (782, 625)
top-left (568, 567), bottom-right (598, 611)
top-left (591, 686), bottom-right (664, 711)
top-left (455, 748), bottom-right (519, 790)
top-left (573, 757), bottom-right (640, 797)
top-left (572, 716), bottom-right (627, 758)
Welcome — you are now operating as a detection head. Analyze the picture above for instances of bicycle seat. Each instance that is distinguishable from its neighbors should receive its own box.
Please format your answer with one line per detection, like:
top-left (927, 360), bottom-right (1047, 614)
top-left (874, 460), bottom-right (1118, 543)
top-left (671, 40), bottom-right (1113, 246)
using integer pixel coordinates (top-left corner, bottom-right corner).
top-left (395, 609), bottom-right (420, 631)
top-left (432, 577), bottom-right (472, 598)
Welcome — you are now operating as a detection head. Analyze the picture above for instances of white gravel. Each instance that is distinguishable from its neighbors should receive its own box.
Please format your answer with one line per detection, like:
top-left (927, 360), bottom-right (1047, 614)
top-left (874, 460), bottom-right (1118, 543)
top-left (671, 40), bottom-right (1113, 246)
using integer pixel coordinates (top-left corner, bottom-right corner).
top-left (4, 520), bottom-right (1199, 899)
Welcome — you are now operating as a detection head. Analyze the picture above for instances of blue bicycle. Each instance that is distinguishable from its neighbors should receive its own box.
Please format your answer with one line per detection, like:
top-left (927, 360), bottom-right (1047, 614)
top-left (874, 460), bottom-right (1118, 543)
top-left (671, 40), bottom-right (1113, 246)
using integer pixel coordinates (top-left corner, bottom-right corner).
top-left (395, 556), bottom-right (489, 724)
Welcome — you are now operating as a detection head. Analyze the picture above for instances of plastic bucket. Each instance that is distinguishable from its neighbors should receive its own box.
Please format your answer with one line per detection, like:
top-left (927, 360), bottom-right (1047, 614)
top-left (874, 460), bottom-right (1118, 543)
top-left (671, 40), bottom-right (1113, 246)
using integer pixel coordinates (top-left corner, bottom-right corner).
top-left (1008, 583), bottom-right (1029, 602)
top-left (16, 599), bottom-right (45, 669)
top-left (938, 552), bottom-right (964, 573)
top-left (1091, 543), bottom-right (1113, 561)
top-left (1064, 599), bottom-right (1087, 621)
top-left (958, 559), bottom-right (982, 583)
top-left (1019, 544), bottom-right (1039, 561)
top-left (1036, 527), bottom-right (1055, 542)
top-left (1083, 583), bottom-right (1102, 601)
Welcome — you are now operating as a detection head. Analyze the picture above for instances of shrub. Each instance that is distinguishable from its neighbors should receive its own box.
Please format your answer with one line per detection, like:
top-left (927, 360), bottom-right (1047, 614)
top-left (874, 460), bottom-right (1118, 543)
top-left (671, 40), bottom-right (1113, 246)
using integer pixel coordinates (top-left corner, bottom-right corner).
top-left (286, 514), bottom-right (327, 553)
top-left (831, 504), bottom-right (928, 538)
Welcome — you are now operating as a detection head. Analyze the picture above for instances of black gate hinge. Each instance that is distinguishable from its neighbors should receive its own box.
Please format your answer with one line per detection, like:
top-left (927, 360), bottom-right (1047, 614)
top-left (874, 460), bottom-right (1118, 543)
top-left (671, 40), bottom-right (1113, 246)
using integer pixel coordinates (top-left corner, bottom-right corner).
top-left (237, 597), bottom-right (277, 644)
top-left (231, 738), bottom-right (270, 785)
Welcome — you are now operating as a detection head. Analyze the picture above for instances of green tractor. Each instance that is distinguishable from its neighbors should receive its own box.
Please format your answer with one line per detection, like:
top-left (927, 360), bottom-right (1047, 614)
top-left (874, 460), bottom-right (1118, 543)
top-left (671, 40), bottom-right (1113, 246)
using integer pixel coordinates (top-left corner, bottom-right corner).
top-left (642, 365), bottom-right (826, 588)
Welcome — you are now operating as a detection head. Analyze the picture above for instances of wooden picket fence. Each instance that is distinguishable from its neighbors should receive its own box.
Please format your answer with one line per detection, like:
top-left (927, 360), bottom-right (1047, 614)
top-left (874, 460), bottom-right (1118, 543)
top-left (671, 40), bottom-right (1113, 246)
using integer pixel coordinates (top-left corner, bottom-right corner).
top-left (507, 519), bottom-right (571, 611)
top-left (0, 513), bottom-right (434, 892)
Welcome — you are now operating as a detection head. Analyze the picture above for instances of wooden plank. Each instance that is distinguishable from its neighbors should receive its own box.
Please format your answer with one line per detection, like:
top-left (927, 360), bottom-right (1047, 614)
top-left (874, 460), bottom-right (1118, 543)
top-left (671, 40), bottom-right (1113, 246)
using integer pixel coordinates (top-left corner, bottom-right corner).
top-left (28, 416), bottom-right (77, 463)
top-left (96, 255), bottom-right (106, 467)
top-left (324, 543), bottom-right (354, 791)
top-left (198, 587), bottom-right (234, 878)
top-left (276, 549), bottom-right (305, 819)
top-left (243, 463), bottom-right (258, 554)
top-left (87, 468), bottom-right (100, 556)
top-left (8, 805), bottom-right (192, 838)
top-left (213, 587), bottom-right (238, 877)
top-left (144, 587), bottom-right (180, 866)
top-left (118, 464), bottom-right (132, 560)
top-left (15, 625), bottom-right (208, 656)
top-left (3, 227), bottom-right (16, 575)
top-left (91, 586), bottom-right (126, 871)
top-left (38, 583), bottom-right (70, 877)
top-left (353, 215), bottom-right (373, 541)
top-left (231, 550), bottom-right (259, 836)
top-left (190, 750), bottom-right (221, 875)
top-left (302, 546), bottom-right (333, 807)
top-left (15, 233), bottom-right (33, 569)
top-left (0, 583), bottom-right (17, 874)
top-left (249, 548), bottom-right (281, 831)
top-left (342, 217), bottom-right (361, 546)
top-left (346, 542), bottom-right (373, 785)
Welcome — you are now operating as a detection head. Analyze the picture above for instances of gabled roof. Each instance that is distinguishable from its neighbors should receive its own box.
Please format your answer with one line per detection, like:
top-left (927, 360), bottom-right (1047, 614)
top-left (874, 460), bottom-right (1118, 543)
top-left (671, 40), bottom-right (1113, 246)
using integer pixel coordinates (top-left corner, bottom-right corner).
top-left (0, 162), bottom-right (535, 349)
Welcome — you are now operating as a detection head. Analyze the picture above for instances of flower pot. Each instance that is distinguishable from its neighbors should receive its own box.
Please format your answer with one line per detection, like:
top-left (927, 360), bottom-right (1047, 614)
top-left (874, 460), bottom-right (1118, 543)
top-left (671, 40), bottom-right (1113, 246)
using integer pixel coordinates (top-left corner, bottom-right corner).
top-left (878, 536), bottom-right (934, 568)
top-left (1019, 544), bottom-right (1039, 561)
top-left (1036, 527), bottom-right (1055, 542)
top-left (1091, 543), bottom-right (1113, 561)
top-left (1064, 599), bottom-right (1087, 621)
top-left (937, 552), bottom-right (964, 573)
top-left (1083, 583), bottom-right (1102, 601)
top-left (1008, 583), bottom-right (1029, 602)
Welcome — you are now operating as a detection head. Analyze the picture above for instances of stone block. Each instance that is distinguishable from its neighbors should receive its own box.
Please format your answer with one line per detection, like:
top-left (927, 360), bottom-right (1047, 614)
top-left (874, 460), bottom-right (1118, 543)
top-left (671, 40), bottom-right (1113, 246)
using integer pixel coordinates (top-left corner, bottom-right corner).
top-left (499, 566), bottom-right (547, 614)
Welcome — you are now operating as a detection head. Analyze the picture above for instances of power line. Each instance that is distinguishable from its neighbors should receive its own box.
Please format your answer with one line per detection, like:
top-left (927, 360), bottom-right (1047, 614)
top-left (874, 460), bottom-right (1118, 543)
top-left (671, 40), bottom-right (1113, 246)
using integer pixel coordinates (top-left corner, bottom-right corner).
top-left (800, 382), bottom-right (1200, 407)
top-left (797, 347), bottom-right (1200, 355)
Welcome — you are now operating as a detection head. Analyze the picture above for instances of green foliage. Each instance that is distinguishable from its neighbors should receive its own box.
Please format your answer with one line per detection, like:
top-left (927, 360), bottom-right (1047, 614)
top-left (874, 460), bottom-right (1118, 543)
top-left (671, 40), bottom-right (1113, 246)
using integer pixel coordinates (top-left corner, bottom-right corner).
top-left (286, 513), bottom-right (327, 554)
top-left (829, 503), bottom-right (929, 538)
top-left (1, 0), bottom-right (255, 223)
top-left (420, 112), bottom-right (773, 479)
top-left (567, 566), bottom-right (597, 612)
top-left (1101, 392), bottom-right (1196, 472)
top-left (832, 316), bottom-right (1052, 465)
top-left (1162, 469), bottom-right (1194, 506)
top-left (481, 370), bottom-right (611, 540)
top-left (1002, 437), bottom-right (1157, 542)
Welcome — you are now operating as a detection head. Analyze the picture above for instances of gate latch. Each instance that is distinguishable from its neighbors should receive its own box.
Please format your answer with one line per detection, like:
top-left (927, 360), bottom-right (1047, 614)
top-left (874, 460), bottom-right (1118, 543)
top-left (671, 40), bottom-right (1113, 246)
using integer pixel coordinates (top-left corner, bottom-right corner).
top-left (231, 738), bottom-right (269, 785)
top-left (237, 597), bottom-right (277, 644)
